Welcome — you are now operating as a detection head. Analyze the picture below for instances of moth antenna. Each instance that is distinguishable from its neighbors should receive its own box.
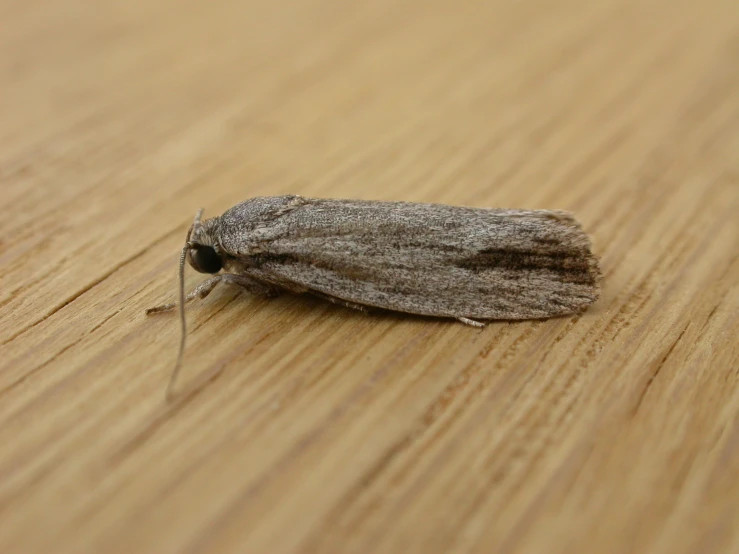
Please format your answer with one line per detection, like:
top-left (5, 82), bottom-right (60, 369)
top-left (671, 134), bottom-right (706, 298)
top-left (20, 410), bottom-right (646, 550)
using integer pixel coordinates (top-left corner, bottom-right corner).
top-left (167, 224), bottom-right (194, 400)
top-left (192, 208), bottom-right (204, 233)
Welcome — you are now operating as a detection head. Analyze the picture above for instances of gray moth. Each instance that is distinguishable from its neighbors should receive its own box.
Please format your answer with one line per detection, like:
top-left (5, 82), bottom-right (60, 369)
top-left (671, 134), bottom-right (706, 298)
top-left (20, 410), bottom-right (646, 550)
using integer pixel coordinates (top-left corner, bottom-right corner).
top-left (147, 195), bottom-right (601, 395)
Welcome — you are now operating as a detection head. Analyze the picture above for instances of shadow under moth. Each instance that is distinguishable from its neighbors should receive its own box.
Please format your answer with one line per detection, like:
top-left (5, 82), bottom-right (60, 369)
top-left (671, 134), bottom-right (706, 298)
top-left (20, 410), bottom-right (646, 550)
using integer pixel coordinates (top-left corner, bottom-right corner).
top-left (147, 195), bottom-right (601, 396)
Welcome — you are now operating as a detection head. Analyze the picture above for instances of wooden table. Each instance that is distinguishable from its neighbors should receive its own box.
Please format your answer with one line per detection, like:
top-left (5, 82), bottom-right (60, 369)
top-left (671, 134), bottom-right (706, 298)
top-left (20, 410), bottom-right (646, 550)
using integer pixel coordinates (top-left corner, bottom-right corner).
top-left (2, 0), bottom-right (737, 552)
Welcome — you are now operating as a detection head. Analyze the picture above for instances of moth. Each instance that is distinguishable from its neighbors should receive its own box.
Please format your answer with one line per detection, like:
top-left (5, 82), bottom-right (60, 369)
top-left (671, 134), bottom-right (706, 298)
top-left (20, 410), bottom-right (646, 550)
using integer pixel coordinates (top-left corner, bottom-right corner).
top-left (147, 195), bottom-right (601, 395)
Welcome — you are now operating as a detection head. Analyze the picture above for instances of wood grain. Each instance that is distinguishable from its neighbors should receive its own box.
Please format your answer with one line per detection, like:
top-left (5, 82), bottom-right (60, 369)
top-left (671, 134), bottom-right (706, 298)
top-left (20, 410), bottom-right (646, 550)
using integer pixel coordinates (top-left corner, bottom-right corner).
top-left (1, 0), bottom-right (737, 552)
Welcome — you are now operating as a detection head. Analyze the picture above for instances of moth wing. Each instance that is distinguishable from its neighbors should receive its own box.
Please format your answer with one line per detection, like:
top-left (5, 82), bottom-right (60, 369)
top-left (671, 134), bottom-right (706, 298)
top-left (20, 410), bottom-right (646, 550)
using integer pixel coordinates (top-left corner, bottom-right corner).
top-left (230, 198), bottom-right (600, 320)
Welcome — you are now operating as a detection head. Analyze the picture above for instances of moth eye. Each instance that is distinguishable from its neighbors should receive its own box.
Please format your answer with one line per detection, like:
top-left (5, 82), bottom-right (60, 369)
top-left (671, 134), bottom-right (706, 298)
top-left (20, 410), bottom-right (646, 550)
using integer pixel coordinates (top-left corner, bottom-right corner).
top-left (190, 245), bottom-right (223, 274)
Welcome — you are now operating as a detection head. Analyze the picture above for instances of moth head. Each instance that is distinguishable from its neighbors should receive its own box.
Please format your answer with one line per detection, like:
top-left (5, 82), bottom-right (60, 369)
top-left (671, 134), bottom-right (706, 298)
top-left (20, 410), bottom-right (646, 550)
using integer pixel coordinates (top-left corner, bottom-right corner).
top-left (186, 243), bottom-right (223, 274)
top-left (183, 209), bottom-right (223, 274)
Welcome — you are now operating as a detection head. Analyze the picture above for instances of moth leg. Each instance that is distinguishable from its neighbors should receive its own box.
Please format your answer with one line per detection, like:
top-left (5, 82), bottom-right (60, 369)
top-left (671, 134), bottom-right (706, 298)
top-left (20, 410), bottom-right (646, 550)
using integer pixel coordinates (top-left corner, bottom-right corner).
top-left (310, 291), bottom-right (370, 314)
top-left (219, 273), bottom-right (283, 298)
top-left (145, 274), bottom-right (280, 314)
top-left (457, 317), bottom-right (486, 328)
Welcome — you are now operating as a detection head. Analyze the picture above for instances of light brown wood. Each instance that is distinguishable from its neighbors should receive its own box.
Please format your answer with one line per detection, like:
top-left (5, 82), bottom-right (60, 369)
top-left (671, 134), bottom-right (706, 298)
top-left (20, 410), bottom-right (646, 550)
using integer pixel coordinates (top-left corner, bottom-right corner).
top-left (1, 0), bottom-right (738, 552)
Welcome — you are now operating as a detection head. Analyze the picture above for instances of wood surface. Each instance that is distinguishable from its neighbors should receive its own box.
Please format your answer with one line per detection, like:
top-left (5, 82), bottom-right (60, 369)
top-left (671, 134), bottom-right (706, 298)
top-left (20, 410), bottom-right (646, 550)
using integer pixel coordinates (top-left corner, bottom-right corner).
top-left (1, 0), bottom-right (738, 552)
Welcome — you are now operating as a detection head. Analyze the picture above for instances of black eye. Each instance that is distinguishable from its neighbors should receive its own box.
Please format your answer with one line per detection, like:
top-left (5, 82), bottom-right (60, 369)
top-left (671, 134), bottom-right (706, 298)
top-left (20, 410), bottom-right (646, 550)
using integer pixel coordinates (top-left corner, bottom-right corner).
top-left (190, 245), bottom-right (222, 274)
